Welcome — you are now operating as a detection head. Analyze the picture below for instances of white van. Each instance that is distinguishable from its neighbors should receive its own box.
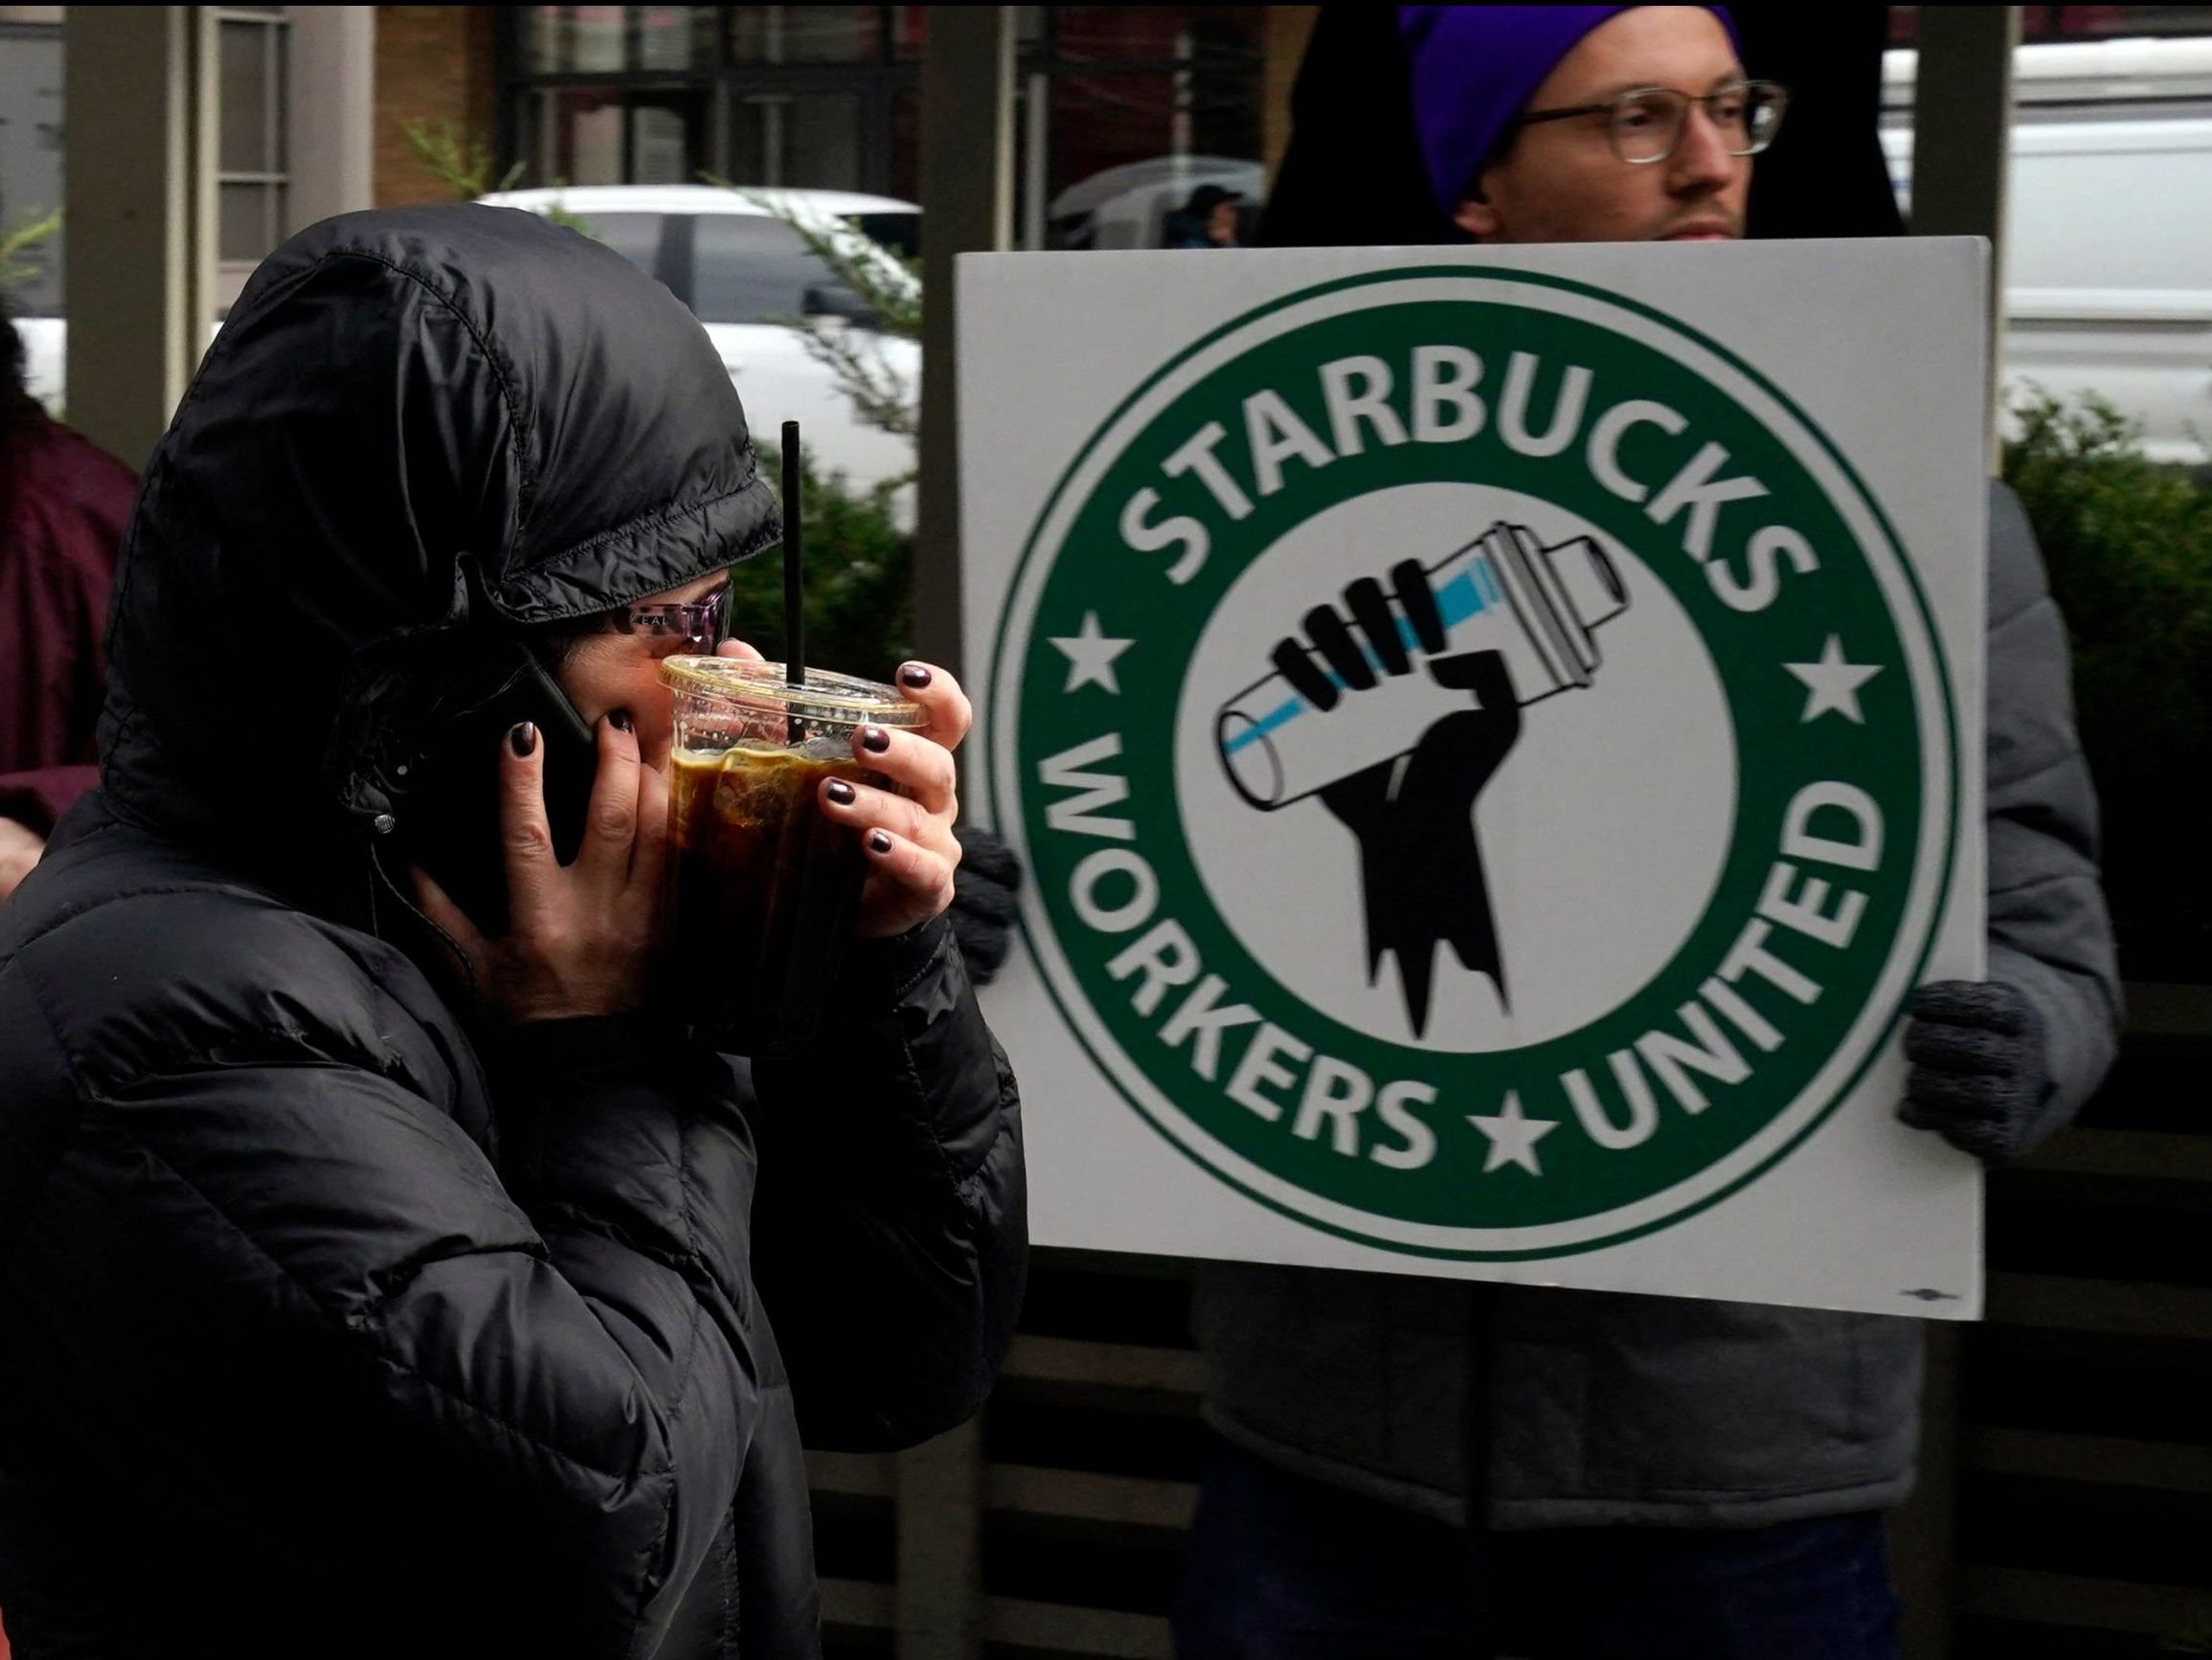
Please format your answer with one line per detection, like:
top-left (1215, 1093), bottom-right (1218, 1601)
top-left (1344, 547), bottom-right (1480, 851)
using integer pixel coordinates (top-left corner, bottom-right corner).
top-left (1884, 37), bottom-right (2212, 462)
top-left (13, 185), bottom-right (922, 507)
top-left (475, 185), bottom-right (923, 504)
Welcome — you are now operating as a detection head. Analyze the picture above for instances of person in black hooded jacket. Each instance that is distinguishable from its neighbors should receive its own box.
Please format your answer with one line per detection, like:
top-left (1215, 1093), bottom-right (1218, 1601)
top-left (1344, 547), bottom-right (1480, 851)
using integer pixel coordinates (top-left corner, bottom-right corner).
top-left (0, 205), bottom-right (1025, 1658)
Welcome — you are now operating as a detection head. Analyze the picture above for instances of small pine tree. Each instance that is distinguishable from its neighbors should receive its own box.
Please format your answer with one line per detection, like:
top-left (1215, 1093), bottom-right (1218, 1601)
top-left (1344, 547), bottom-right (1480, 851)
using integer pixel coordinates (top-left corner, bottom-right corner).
top-left (0, 208), bottom-right (62, 292)
top-left (2003, 389), bottom-right (2212, 976)
top-left (400, 119), bottom-right (594, 236)
top-left (703, 176), bottom-right (920, 447)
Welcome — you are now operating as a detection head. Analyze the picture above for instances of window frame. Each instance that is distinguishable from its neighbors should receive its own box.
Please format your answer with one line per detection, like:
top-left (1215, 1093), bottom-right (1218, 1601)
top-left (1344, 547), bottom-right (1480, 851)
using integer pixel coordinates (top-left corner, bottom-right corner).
top-left (214, 7), bottom-right (290, 271)
top-left (494, 7), bottom-right (1268, 209)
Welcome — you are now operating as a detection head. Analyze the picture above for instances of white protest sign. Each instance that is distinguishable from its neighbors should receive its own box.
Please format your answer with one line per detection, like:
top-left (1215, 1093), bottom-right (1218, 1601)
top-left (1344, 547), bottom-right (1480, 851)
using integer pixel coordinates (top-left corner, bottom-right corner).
top-left (959, 241), bottom-right (1987, 1319)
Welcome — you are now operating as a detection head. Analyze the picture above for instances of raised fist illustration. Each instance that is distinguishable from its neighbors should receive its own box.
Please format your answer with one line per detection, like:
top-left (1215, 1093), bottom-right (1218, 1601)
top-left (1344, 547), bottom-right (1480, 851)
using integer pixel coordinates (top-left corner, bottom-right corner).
top-left (1269, 559), bottom-right (1524, 1036)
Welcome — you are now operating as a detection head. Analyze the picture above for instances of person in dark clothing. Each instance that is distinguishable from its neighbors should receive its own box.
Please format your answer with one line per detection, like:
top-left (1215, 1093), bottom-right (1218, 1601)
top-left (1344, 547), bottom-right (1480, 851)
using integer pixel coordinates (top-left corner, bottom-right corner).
top-left (1256, 5), bottom-right (1904, 250)
top-left (1162, 184), bottom-right (1246, 250)
top-left (0, 205), bottom-right (1026, 1658)
top-left (1177, 9), bottom-right (2118, 1658)
top-left (0, 311), bottom-right (139, 903)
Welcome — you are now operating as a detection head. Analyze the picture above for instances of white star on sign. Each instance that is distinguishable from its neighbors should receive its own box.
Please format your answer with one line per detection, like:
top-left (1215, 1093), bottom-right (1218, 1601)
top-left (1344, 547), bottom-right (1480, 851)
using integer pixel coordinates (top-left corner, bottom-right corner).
top-left (1049, 611), bottom-right (1136, 694)
top-left (1467, 1091), bottom-right (1559, 1177)
top-left (1784, 636), bottom-right (1883, 725)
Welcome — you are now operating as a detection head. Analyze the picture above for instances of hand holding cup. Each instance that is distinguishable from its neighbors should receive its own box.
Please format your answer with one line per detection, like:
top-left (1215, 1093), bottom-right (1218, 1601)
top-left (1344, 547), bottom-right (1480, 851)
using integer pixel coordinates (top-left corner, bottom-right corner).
top-left (812, 659), bottom-right (970, 939)
top-left (709, 640), bottom-right (969, 939)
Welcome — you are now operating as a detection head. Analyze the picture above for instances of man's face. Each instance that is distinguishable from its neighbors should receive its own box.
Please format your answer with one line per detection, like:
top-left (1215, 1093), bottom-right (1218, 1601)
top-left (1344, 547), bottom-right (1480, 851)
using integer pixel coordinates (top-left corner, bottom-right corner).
top-left (1454, 7), bottom-right (1749, 245)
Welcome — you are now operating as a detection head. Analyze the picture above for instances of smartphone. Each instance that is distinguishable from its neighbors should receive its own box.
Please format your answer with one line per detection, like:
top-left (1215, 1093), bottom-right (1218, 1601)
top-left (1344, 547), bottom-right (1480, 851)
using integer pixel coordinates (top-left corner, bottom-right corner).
top-left (397, 647), bottom-right (599, 937)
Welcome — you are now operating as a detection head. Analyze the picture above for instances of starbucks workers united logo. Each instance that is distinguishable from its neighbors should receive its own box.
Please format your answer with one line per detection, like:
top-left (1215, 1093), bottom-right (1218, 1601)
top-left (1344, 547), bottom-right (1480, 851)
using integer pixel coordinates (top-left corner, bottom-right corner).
top-left (987, 269), bottom-right (1959, 1258)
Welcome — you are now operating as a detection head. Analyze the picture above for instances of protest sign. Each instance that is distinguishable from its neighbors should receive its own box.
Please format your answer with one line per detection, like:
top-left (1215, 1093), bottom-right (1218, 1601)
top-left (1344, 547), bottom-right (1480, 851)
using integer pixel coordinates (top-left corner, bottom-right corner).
top-left (959, 241), bottom-right (1988, 1317)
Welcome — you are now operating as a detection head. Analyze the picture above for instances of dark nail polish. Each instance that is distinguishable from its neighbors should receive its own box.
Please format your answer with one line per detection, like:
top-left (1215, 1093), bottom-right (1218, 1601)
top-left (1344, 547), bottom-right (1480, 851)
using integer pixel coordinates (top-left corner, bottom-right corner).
top-left (826, 778), bottom-right (857, 805)
top-left (508, 722), bottom-right (538, 757)
top-left (608, 708), bottom-right (634, 733)
top-left (861, 724), bottom-right (891, 753)
top-left (869, 830), bottom-right (893, 855)
top-left (898, 662), bottom-right (932, 689)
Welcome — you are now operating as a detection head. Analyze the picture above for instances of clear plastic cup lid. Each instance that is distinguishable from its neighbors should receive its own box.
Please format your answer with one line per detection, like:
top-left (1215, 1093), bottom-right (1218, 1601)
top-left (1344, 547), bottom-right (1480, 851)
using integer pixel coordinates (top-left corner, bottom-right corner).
top-left (660, 657), bottom-right (927, 729)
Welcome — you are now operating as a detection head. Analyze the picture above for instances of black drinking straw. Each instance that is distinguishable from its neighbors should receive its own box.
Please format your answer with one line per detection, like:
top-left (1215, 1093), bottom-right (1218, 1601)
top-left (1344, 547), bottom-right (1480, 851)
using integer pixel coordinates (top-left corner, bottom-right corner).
top-left (780, 418), bottom-right (804, 687)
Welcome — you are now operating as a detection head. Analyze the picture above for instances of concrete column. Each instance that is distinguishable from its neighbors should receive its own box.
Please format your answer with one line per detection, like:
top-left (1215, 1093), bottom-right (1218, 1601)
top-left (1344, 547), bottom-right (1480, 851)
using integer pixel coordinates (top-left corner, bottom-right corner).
top-left (287, 6), bottom-right (376, 235)
top-left (63, 5), bottom-right (216, 471)
top-left (912, 5), bottom-right (1014, 685)
top-left (1262, 7), bottom-right (1320, 179)
top-left (895, 1415), bottom-right (985, 1660)
top-left (1908, 4), bottom-right (2020, 472)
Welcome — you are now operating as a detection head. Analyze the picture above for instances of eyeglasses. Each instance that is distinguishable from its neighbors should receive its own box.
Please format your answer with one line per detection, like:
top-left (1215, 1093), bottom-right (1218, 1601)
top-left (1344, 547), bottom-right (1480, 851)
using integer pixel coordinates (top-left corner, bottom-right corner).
top-left (1513, 79), bottom-right (1788, 166)
top-left (598, 579), bottom-right (733, 654)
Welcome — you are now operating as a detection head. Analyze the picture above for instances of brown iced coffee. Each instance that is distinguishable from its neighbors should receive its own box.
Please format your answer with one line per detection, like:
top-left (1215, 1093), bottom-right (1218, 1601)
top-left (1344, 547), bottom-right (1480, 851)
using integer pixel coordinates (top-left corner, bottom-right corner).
top-left (659, 658), bottom-right (925, 1051)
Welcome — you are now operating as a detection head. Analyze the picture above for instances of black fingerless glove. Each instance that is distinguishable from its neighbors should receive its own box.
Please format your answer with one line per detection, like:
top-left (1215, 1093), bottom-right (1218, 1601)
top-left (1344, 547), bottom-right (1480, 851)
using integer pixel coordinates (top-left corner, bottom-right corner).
top-left (1898, 980), bottom-right (2051, 1165)
top-left (949, 825), bottom-right (1025, 985)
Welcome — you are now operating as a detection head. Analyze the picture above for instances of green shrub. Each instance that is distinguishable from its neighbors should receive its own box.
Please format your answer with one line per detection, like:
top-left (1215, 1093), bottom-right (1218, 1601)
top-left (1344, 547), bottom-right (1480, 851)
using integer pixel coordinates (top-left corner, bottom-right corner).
top-left (2003, 392), bottom-right (2212, 978)
top-left (722, 454), bottom-right (914, 684)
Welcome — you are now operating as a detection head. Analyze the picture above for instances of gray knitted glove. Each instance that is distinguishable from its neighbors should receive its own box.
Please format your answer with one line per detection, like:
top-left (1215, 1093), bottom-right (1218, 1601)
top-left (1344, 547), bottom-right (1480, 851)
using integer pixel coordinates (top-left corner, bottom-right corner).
top-left (1898, 980), bottom-right (2051, 1165)
top-left (949, 825), bottom-right (1024, 985)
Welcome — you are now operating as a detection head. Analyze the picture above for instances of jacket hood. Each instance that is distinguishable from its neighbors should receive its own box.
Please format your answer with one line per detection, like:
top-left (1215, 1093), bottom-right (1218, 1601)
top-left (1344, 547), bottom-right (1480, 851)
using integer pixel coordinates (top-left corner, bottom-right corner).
top-left (98, 203), bottom-right (779, 866)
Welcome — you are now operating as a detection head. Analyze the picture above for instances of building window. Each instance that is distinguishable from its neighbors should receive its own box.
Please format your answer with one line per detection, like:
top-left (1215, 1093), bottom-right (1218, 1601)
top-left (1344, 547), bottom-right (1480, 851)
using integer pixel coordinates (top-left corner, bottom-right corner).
top-left (1889, 5), bottom-right (2212, 42)
top-left (1033, 7), bottom-right (1266, 250)
top-left (526, 5), bottom-right (722, 73)
top-left (217, 9), bottom-right (290, 268)
top-left (728, 6), bottom-right (881, 65)
top-left (0, 17), bottom-right (67, 320)
top-left (730, 90), bottom-right (865, 191)
top-left (496, 4), bottom-right (1268, 245)
top-left (530, 84), bottom-right (711, 184)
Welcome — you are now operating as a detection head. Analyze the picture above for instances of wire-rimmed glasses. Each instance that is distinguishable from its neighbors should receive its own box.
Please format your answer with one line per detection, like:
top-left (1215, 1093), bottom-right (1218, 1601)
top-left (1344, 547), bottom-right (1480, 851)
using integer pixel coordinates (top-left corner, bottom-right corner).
top-left (1513, 79), bottom-right (1789, 165)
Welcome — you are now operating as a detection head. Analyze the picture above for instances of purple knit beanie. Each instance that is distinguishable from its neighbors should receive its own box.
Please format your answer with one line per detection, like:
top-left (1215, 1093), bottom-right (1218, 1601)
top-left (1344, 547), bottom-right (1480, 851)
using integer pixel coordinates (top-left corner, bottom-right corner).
top-left (1397, 6), bottom-right (1741, 214)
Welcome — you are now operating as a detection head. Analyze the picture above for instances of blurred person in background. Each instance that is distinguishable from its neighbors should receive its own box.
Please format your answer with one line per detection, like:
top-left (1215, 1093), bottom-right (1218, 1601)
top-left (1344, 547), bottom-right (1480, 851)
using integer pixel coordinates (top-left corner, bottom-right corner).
top-left (1170, 8), bottom-right (2120, 1657)
top-left (1163, 184), bottom-right (1247, 250)
top-left (0, 309), bottom-right (137, 904)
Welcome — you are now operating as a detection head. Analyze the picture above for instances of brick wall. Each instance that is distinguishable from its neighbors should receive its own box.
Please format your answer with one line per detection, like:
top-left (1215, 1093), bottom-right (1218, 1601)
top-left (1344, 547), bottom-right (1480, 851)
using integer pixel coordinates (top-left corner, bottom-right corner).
top-left (373, 5), bottom-right (501, 207)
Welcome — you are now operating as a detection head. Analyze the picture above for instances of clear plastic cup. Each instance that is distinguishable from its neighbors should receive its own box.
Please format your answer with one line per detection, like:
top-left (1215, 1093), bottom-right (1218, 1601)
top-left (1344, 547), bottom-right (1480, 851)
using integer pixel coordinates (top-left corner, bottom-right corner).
top-left (659, 657), bottom-right (926, 1051)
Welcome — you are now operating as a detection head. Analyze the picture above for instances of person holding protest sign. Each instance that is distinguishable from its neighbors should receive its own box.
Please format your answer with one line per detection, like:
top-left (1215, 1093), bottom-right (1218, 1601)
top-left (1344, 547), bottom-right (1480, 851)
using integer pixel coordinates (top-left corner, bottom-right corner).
top-left (1172, 8), bottom-right (2120, 1656)
top-left (0, 206), bottom-right (1026, 1657)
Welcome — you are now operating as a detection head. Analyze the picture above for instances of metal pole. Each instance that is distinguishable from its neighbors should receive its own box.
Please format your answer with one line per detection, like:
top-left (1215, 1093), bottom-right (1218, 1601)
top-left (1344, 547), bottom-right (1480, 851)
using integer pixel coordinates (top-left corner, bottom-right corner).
top-left (912, 5), bottom-right (1014, 686)
top-left (905, 34), bottom-right (1015, 1653)
top-left (1907, 5), bottom-right (2020, 474)
top-left (1895, 21), bottom-right (2021, 1649)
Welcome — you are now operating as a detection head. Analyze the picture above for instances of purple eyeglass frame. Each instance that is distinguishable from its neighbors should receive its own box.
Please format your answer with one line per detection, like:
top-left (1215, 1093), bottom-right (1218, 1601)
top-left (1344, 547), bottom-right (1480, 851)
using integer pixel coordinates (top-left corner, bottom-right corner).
top-left (601, 579), bottom-right (733, 654)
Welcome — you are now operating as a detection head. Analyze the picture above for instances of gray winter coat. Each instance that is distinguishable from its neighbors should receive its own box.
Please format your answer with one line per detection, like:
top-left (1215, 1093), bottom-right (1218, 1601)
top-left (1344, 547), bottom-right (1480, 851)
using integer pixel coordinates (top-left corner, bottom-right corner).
top-left (1193, 482), bottom-right (2121, 1530)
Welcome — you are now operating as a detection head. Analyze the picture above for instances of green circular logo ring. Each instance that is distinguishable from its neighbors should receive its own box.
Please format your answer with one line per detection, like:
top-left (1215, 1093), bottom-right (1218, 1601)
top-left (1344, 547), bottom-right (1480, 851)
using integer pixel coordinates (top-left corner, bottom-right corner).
top-left (987, 268), bottom-right (1960, 1259)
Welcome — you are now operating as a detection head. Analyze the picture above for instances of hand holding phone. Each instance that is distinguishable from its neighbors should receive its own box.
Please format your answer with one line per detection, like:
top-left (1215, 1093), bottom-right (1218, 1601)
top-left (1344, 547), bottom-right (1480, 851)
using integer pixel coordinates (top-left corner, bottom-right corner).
top-left (411, 709), bottom-right (669, 1025)
top-left (398, 648), bottom-right (599, 938)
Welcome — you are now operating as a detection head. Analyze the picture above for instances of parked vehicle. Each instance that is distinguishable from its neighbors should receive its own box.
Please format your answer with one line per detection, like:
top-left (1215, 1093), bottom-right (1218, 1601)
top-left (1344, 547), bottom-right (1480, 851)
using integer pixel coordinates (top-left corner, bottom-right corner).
top-left (1884, 37), bottom-right (2212, 461)
top-left (12, 185), bottom-right (922, 503)
top-left (482, 185), bottom-right (921, 502)
top-left (13, 310), bottom-right (61, 410)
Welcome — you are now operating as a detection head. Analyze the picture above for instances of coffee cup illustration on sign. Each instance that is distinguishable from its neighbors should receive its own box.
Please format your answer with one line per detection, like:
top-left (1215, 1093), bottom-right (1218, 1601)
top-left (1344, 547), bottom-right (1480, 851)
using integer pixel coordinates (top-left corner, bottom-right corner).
top-left (1212, 523), bottom-right (1631, 1036)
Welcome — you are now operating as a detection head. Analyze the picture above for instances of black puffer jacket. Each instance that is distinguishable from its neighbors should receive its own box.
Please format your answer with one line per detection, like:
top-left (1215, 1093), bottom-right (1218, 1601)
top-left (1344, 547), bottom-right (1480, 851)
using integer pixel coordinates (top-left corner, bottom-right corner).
top-left (0, 207), bottom-right (1026, 1657)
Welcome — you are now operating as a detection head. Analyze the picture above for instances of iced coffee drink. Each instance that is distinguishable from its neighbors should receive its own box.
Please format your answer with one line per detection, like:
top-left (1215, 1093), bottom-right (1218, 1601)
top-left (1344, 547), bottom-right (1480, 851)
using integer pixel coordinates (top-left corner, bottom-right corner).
top-left (660, 658), bottom-right (925, 1051)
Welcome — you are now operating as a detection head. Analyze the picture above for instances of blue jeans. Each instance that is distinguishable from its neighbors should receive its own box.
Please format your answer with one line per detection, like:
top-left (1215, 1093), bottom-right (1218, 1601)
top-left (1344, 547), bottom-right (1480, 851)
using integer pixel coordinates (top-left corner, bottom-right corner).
top-left (1173, 1435), bottom-right (1900, 1660)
